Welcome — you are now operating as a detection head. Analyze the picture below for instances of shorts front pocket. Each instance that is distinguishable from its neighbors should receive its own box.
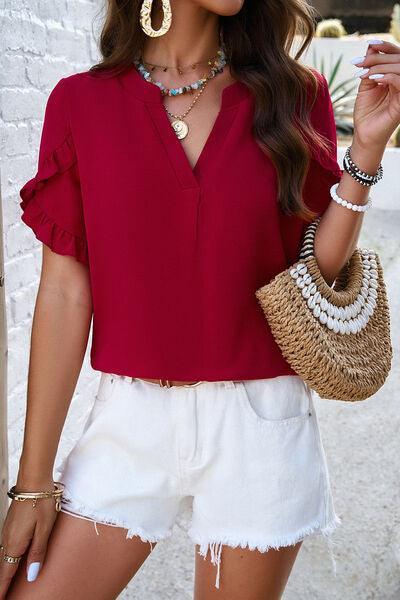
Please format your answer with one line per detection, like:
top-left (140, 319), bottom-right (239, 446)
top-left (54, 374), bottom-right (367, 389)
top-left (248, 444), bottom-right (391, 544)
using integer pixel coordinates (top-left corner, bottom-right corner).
top-left (237, 376), bottom-right (313, 428)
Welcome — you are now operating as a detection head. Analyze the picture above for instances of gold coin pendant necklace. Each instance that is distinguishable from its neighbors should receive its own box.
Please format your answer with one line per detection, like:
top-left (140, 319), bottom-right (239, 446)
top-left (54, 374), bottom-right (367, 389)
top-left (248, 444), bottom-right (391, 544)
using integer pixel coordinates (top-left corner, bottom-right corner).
top-left (134, 48), bottom-right (227, 140)
top-left (166, 82), bottom-right (208, 140)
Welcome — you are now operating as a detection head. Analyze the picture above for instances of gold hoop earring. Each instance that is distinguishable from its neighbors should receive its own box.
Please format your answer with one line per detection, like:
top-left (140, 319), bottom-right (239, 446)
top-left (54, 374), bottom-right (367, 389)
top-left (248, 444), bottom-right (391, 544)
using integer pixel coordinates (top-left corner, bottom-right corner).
top-left (140, 0), bottom-right (172, 38)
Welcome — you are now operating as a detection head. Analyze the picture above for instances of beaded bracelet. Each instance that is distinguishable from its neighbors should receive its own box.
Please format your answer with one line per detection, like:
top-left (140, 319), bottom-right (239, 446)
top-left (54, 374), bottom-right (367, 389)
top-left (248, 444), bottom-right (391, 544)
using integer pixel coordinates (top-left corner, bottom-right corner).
top-left (330, 182), bottom-right (372, 212)
top-left (343, 146), bottom-right (383, 187)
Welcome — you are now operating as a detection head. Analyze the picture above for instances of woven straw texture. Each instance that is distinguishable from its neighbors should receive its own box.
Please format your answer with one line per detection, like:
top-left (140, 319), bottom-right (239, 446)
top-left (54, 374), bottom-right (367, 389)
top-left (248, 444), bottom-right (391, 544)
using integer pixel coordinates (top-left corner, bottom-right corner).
top-left (255, 249), bottom-right (392, 401)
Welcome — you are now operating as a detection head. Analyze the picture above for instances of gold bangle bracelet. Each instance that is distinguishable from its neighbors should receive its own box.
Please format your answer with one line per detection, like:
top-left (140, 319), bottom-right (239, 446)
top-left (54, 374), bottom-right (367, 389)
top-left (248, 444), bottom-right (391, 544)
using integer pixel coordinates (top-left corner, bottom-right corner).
top-left (7, 481), bottom-right (65, 511)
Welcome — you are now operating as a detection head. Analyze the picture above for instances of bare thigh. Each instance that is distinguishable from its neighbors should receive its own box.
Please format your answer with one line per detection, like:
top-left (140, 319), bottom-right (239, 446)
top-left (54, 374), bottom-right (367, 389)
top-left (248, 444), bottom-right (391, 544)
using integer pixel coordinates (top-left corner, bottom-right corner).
top-left (6, 511), bottom-right (155, 600)
top-left (194, 541), bottom-right (303, 600)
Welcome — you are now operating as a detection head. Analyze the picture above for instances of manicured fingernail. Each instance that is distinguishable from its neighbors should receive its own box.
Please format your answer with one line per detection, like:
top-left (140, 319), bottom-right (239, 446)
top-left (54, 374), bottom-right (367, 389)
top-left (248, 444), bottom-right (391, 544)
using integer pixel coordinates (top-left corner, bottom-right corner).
top-left (367, 39), bottom-right (383, 44)
top-left (27, 561), bottom-right (41, 582)
top-left (369, 73), bottom-right (384, 79)
top-left (350, 55), bottom-right (365, 65)
top-left (354, 68), bottom-right (369, 77)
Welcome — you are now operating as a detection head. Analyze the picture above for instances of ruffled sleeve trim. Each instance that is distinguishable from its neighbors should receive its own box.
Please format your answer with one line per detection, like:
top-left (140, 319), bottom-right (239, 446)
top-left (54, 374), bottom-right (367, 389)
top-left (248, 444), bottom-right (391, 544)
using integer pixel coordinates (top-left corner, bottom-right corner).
top-left (20, 196), bottom-right (89, 265)
top-left (19, 133), bottom-right (89, 266)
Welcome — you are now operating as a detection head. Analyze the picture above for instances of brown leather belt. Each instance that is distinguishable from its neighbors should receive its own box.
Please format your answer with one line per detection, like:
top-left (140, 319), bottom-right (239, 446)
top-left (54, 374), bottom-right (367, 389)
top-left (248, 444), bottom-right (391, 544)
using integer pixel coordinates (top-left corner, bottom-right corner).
top-left (138, 378), bottom-right (204, 388)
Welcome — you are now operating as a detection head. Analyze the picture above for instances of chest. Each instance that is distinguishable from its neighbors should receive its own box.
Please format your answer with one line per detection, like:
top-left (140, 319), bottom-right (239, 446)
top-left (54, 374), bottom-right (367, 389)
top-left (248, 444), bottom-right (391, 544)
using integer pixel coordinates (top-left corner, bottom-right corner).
top-left (77, 94), bottom-right (277, 211)
top-left (72, 80), bottom-right (305, 280)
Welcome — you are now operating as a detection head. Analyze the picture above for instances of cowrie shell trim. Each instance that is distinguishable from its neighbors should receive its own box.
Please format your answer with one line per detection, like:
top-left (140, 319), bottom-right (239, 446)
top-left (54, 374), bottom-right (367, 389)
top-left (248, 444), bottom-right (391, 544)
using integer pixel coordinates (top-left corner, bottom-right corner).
top-left (289, 253), bottom-right (378, 334)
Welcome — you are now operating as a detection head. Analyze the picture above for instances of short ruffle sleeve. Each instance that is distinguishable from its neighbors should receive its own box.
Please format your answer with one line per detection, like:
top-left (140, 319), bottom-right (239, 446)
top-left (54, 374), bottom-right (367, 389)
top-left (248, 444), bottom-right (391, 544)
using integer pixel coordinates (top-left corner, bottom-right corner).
top-left (19, 77), bottom-right (88, 265)
top-left (302, 70), bottom-right (344, 217)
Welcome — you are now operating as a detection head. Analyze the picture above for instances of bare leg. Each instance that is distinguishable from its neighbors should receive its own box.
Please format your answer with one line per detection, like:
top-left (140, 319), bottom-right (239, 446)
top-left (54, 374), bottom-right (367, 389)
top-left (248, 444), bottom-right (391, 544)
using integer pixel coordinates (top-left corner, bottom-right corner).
top-left (194, 541), bottom-right (303, 600)
top-left (6, 511), bottom-right (157, 599)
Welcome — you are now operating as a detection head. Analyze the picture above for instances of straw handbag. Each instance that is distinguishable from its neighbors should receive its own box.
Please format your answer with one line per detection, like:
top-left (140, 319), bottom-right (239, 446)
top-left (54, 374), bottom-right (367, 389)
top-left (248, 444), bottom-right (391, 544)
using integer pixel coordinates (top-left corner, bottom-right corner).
top-left (255, 217), bottom-right (392, 401)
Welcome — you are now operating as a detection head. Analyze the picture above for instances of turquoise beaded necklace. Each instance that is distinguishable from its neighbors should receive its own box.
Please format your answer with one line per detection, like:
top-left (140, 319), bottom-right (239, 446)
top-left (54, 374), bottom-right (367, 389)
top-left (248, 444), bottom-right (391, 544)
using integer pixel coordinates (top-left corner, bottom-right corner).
top-left (134, 47), bottom-right (227, 97)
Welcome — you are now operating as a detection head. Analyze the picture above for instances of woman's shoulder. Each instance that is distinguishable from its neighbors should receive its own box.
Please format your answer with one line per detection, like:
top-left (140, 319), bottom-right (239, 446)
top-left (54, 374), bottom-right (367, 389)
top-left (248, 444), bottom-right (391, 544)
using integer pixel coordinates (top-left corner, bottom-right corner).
top-left (47, 66), bottom-right (134, 124)
top-left (306, 66), bottom-right (327, 84)
top-left (298, 66), bottom-right (334, 132)
top-left (58, 66), bottom-right (125, 93)
top-left (52, 64), bottom-right (136, 97)
top-left (302, 66), bottom-right (329, 108)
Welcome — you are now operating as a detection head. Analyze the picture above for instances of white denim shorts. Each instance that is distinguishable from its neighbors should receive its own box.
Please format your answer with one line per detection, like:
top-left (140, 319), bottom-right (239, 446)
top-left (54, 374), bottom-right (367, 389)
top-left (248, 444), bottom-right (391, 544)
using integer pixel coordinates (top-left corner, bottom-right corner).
top-left (54, 372), bottom-right (342, 590)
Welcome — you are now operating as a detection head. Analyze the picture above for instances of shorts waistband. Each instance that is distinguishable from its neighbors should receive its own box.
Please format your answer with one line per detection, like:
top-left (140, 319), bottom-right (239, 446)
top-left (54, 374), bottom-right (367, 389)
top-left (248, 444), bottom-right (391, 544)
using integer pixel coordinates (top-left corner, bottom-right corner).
top-left (105, 373), bottom-right (238, 390)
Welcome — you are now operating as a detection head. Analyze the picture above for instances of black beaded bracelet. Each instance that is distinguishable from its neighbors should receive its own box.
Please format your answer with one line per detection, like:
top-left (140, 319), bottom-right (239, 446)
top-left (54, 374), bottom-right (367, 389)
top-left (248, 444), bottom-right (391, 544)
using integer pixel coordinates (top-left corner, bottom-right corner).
top-left (343, 146), bottom-right (383, 186)
top-left (344, 155), bottom-right (383, 185)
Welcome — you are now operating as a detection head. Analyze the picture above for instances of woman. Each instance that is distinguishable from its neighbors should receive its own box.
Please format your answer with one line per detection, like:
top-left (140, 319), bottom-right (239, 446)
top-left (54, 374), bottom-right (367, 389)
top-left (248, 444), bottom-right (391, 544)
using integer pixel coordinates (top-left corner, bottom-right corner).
top-left (1, 0), bottom-right (399, 597)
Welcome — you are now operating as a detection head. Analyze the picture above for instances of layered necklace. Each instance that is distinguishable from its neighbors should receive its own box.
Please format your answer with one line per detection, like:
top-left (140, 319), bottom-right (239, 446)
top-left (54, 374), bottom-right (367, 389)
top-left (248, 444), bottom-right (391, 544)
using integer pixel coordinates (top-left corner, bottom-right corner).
top-left (134, 47), bottom-right (227, 140)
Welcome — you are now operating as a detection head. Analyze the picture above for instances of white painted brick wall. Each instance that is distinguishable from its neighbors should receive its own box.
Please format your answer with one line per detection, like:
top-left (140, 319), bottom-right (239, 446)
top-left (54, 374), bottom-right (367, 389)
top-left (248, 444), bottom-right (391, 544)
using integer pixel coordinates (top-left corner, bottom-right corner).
top-left (0, 0), bottom-right (102, 509)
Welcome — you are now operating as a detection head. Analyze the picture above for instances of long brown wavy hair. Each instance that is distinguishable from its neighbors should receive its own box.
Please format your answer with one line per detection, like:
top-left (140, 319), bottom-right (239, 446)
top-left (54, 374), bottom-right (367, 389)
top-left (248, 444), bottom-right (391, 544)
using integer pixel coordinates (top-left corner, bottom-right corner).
top-left (90, 0), bottom-right (333, 221)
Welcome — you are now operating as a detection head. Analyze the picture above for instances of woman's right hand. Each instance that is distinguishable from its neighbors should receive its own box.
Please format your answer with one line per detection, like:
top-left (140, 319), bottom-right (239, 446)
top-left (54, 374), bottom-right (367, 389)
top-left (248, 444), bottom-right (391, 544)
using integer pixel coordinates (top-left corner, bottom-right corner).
top-left (0, 478), bottom-right (58, 599)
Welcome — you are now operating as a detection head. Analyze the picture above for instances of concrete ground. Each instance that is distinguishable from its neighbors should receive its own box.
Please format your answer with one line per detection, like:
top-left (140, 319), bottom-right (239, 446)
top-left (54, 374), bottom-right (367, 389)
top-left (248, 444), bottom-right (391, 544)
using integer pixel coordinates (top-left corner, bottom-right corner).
top-left (118, 209), bottom-right (400, 600)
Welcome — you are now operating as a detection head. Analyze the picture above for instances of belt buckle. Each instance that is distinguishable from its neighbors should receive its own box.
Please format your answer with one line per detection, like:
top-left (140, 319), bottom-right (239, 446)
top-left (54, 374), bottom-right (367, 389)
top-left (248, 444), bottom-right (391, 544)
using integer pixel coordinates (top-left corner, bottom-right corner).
top-left (158, 379), bottom-right (203, 388)
top-left (159, 379), bottom-right (172, 388)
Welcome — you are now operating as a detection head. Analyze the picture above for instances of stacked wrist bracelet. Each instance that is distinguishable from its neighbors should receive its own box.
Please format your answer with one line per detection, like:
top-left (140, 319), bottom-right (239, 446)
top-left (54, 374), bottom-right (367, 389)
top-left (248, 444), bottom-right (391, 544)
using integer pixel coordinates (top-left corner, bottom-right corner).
top-left (329, 144), bottom-right (383, 213)
top-left (1, 482), bottom-right (65, 566)
top-left (330, 183), bottom-right (372, 212)
top-left (343, 145), bottom-right (383, 186)
top-left (7, 481), bottom-right (65, 512)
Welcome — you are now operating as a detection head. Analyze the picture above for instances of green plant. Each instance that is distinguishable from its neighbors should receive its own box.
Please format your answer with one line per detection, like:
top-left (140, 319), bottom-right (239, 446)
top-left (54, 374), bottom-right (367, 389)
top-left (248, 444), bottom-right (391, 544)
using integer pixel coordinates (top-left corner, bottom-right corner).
top-left (315, 18), bottom-right (347, 38)
top-left (311, 48), bottom-right (358, 136)
top-left (389, 4), bottom-right (400, 42)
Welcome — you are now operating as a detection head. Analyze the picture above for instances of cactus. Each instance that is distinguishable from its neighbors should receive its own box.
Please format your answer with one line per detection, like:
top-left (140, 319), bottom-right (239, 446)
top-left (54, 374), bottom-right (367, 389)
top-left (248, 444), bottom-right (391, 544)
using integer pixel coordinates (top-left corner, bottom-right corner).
top-left (389, 4), bottom-right (400, 42)
top-left (315, 18), bottom-right (347, 38)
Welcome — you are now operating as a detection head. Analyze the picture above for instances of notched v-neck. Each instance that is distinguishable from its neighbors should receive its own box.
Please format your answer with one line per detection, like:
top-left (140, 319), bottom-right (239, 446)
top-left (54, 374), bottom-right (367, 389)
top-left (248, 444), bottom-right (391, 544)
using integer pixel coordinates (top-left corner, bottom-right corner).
top-left (128, 65), bottom-right (251, 190)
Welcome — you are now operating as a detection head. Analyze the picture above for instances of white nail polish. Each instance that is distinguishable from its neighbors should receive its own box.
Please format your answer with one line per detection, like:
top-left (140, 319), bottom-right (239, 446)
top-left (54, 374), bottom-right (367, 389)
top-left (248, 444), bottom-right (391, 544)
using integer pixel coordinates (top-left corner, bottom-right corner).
top-left (354, 68), bottom-right (369, 77)
top-left (367, 38), bottom-right (383, 44)
top-left (27, 561), bottom-right (41, 582)
top-left (350, 56), bottom-right (365, 65)
top-left (369, 73), bottom-right (384, 79)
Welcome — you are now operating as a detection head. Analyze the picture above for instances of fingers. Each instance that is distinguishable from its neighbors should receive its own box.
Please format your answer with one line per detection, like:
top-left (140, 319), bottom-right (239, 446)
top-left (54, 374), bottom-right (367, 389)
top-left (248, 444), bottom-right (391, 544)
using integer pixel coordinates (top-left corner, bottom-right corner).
top-left (361, 72), bottom-right (400, 91)
top-left (0, 500), bottom-right (46, 598)
top-left (363, 39), bottom-right (400, 55)
top-left (357, 53), bottom-right (400, 67)
top-left (356, 63), bottom-right (400, 77)
top-left (353, 41), bottom-right (400, 90)
top-left (0, 522), bottom-right (52, 599)
top-left (26, 522), bottom-right (52, 582)
top-left (0, 540), bottom-right (28, 599)
top-left (357, 68), bottom-right (400, 89)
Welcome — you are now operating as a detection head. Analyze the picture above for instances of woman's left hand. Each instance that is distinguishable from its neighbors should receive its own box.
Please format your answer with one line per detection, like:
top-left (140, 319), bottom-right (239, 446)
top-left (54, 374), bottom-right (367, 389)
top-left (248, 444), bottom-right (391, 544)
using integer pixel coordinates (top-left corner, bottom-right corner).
top-left (352, 39), bottom-right (400, 149)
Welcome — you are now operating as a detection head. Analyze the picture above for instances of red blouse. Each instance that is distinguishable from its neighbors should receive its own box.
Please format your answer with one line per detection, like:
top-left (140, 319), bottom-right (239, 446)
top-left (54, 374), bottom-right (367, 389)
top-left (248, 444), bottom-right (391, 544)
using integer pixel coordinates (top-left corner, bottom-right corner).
top-left (19, 65), bottom-right (343, 381)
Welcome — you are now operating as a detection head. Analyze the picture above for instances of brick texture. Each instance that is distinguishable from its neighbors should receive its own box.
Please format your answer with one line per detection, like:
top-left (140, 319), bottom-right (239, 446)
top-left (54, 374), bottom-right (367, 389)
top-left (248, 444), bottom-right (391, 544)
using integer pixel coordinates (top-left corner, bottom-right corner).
top-left (0, 0), bottom-right (103, 536)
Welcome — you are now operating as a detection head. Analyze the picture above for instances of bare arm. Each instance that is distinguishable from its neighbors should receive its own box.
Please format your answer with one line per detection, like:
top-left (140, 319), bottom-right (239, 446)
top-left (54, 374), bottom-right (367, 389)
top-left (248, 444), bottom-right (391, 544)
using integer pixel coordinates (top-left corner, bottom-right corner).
top-left (0, 246), bottom-right (92, 593)
top-left (314, 136), bottom-right (385, 287)
top-left (314, 38), bottom-right (400, 286)
top-left (16, 245), bottom-right (93, 489)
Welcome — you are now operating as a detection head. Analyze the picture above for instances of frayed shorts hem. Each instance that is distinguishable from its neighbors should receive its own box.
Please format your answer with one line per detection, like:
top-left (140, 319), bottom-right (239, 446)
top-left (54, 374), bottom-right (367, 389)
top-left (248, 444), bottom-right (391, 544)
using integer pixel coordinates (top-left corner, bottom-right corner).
top-left (59, 488), bottom-right (342, 591)
top-left (59, 495), bottom-right (173, 548)
top-left (188, 512), bottom-right (342, 589)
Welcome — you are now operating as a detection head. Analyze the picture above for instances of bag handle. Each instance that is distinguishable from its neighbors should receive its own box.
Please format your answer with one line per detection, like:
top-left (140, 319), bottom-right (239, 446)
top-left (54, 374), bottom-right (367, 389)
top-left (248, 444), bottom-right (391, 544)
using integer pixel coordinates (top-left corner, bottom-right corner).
top-left (298, 217), bottom-right (321, 261)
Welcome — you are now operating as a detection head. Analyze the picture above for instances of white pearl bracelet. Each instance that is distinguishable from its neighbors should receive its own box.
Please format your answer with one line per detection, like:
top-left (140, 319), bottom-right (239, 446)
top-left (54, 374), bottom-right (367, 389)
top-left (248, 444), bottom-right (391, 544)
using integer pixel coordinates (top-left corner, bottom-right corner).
top-left (330, 182), bottom-right (372, 212)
